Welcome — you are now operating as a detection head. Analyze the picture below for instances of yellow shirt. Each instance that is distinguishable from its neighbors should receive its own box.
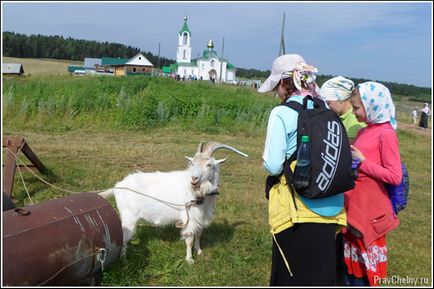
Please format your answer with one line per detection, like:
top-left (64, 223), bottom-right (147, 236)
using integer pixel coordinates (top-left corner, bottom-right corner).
top-left (340, 108), bottom-right (366, 139)
top-left (268, 174), bottom-right (347, 235)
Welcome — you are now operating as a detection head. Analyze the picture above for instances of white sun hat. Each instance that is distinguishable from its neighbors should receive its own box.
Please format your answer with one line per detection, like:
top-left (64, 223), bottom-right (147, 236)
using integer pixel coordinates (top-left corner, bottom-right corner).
top-left (257, 54), bottom-right (305, 93)
top-left (320, 76), bottom-right (355, 101)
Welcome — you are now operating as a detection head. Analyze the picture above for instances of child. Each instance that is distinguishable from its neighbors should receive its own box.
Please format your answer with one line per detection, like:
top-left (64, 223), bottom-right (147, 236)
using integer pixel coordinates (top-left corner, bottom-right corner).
top-left (344, 82), bottom-right (402, 286)
top-left (320, 76), bottom-right (366, 144)
top-left (411, 107), bottom-right (418, 126)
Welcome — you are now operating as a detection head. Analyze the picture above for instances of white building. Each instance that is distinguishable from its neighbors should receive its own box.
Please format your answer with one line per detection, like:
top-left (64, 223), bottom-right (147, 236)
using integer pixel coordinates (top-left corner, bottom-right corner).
top-left (174, 17), bottom-right (236, 82)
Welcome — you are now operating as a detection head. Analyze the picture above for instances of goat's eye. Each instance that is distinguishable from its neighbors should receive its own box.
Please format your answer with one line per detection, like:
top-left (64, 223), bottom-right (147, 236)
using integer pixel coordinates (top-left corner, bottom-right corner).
top-left (206, 163), bottom-right (212, 167)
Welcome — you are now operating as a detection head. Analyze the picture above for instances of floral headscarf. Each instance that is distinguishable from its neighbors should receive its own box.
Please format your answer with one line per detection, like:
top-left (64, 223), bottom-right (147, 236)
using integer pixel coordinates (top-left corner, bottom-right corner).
top-left (358, 82), bottom-right (397, 129)
top-left (282, 62), bottom-right (320, 97)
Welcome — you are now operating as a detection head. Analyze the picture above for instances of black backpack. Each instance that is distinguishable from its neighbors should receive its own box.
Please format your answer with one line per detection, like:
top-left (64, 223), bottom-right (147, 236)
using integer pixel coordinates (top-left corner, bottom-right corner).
top-left (281, 95), bottom-right (355, 199)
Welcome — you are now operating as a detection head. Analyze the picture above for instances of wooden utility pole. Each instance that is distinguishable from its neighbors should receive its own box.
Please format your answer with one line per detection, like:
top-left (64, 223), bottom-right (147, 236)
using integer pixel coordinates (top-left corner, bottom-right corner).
top-left (219, 37), bottom-right (225, 83)
top-left (157, 42), bottom-right (161, 74)
top-left (279, 12), bottom-right (286, 56)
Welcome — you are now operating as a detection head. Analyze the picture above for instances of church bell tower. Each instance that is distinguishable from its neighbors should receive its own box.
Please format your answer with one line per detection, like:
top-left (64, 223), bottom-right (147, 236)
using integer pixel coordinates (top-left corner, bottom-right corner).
top-left (177, 16), bottom-right (192, 63)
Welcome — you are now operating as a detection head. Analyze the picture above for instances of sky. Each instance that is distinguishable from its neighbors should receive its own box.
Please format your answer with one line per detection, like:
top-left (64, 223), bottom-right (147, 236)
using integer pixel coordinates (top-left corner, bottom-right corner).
top-left (1, 1), bottom-right (432, 87)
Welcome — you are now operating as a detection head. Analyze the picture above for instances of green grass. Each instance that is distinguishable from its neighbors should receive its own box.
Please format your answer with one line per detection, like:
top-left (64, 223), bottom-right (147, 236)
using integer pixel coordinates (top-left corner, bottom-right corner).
top-left (2, 75), bottom-right (432, 286)
top-left (3, 75), bottom-right (277, 135)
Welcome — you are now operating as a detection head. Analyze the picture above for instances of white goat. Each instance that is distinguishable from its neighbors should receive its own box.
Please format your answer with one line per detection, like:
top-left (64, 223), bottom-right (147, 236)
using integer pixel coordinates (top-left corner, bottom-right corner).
top-left (99, 141), bottom-right (248, 263)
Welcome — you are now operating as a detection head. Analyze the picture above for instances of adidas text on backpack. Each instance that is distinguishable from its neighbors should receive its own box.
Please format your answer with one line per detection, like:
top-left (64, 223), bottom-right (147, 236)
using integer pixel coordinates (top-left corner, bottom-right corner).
top-left (282, 95), bottom-right (355, 199)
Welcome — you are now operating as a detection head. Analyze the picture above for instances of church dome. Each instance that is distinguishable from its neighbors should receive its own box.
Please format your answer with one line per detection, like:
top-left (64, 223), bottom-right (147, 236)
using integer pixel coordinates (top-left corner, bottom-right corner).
top-left (207, 39), bottom-right (214, 49)
top-left (202, 38), bottom-right (217, 58)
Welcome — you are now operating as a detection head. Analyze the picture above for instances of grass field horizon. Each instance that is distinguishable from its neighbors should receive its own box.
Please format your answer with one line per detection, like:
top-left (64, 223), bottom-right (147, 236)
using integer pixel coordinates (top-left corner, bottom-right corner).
top-left (2, 59), bottom-right (432, 286)
top-left (3, 56), bottom-right (82, 76)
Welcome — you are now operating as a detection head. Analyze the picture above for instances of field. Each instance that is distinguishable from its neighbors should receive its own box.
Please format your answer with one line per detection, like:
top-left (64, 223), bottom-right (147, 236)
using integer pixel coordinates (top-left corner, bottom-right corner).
top-left (1, 60), bottom-right (432, 286)
top-left (3, 56), bottom-right (82, 76)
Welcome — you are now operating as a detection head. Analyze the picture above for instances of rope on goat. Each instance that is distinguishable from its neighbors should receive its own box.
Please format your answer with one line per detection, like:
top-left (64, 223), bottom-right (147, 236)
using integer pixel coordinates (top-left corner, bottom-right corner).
top-left (6, 147), bottom-right (200, 229)
top-left (112, 186), bottom-right (197, 229)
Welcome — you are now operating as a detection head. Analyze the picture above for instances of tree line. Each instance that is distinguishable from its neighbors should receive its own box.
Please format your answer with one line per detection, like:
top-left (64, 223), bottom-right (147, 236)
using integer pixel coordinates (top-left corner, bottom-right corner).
top-left (3, 31), bottom-right (175, 68)
top-left (3, 31), bottom-right (431, 98)
top-left (237, 70), bottom-right (431, 100)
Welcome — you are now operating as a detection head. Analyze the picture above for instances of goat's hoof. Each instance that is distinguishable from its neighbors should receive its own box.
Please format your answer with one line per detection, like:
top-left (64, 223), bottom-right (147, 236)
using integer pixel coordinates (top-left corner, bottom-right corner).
top-left (186, 257), bottom-right (195, 264)
top-left (176, 222), bottom-right (184, 228)
top-left (120, 251), bottom-right (127, 260)
top-left (196, 249), bottom-right (203, 255)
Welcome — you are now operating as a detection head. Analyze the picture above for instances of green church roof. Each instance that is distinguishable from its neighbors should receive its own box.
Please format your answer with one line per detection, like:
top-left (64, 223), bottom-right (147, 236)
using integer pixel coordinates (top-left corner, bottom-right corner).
top-left (179, 17), bottom-right (191, 36)
top-left (226, 63), bottom-right (236, 70)
top-left (177, 59), bottom-right (197, 67)
top-left (202, 49), bottom-right (218, 59)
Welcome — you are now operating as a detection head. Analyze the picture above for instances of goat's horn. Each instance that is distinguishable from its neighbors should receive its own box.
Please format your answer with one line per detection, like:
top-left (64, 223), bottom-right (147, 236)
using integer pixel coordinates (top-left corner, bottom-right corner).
top-left (197, 141), bottom-right (206, 153)
top-left (203, 142), bottom-right (249, 157)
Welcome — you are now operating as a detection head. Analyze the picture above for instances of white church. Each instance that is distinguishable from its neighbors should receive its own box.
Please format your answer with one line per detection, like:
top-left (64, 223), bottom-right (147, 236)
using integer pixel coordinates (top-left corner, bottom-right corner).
top-left (171, 17), bottom-right (236, 82)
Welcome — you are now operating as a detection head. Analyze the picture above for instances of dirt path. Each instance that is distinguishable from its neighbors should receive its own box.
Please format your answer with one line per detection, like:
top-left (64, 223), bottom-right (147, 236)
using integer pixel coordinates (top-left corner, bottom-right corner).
top-left (398, 122), bottom-right (432, 137)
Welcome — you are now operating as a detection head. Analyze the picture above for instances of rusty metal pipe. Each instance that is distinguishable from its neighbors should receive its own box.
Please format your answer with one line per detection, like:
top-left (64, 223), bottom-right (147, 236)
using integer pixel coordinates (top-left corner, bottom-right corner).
top-left (2, 192), bottom-right (123, 286)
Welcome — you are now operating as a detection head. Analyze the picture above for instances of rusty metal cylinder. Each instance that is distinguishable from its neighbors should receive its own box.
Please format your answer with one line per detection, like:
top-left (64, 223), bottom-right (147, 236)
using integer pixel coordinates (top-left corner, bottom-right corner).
top-left (3, 192), bottom-right (123, 286)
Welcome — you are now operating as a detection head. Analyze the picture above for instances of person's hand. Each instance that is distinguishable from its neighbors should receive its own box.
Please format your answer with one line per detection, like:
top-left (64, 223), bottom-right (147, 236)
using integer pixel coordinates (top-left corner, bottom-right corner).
top-left (351, 145), bottom-right (365, 162)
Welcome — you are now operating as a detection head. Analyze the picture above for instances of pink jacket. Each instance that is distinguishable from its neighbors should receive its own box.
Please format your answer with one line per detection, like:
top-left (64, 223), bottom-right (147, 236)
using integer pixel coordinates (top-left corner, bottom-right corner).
top-left (344, 123), bottom-right (402, 247)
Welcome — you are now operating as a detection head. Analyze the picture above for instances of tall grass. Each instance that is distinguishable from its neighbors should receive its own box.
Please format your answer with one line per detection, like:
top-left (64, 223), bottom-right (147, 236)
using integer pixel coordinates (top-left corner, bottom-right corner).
top-left (3, 75), bottom-right (277, 134)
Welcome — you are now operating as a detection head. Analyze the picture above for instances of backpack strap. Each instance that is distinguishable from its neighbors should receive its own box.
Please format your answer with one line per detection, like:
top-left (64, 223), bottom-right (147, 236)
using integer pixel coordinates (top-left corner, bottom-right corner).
top-left (282, 154), bottom-right (298, 210)
top-left (281, 99), bottom-right (304, 112)
top-left (280, 98), bottom-right (309, 211)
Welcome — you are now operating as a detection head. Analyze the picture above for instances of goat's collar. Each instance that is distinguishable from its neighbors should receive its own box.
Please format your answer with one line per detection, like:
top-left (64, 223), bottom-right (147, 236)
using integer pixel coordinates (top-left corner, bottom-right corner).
top-left (195, 190), bottom-right (219, 205)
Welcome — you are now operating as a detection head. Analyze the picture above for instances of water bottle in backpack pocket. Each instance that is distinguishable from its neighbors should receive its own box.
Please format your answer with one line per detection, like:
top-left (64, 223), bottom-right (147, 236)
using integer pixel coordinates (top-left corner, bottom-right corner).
top-left (292, 135), bottom-right (312, 191)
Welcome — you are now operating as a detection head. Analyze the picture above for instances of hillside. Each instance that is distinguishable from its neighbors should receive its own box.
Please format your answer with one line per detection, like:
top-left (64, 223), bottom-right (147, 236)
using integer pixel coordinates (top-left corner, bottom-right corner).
top-left (3, 56), bottom-right (82, 76)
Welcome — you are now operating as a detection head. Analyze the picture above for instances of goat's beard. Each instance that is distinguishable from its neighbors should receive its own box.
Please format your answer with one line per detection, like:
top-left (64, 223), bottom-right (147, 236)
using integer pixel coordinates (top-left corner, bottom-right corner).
top-left (191, 183), bottom-right (201, 193)
top-left (192, 181), bottom-right (214, 198)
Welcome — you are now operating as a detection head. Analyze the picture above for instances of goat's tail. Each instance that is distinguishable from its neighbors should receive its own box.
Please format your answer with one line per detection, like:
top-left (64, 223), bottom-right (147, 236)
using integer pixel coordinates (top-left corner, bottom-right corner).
top-left (98, 188), bottom-right (114, 199)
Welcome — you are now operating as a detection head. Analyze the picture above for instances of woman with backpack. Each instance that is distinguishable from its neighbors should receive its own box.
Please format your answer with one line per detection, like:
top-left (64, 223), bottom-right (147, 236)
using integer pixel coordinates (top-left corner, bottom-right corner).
top-left (258, 54), bottom-right (348, 286)
top-left (345, 82), bottom-right (402, 286)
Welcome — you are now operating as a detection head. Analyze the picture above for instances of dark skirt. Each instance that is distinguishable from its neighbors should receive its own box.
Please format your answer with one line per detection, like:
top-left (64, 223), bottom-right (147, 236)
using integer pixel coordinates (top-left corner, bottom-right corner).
top-left (270, 223), bottom-right (337, 286)
top-left (419, 112), bottom-right (428, 128)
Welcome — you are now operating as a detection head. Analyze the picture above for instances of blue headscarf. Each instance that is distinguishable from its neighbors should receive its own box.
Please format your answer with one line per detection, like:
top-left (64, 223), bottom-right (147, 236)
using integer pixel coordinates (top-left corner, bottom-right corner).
top-left (358, 82), bottom-right (397, 129)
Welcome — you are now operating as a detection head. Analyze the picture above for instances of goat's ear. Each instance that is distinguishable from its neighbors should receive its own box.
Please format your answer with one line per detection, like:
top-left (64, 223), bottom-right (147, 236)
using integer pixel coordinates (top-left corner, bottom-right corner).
top-left (216, 158), bottom-right (227, 165)
top-left (185, 156), bottom-right (194, 163)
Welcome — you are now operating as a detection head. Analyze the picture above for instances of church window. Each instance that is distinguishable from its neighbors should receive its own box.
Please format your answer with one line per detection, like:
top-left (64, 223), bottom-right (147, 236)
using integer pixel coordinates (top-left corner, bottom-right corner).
top-left (183, 50), bottom-right (186, 59)
top-left (211, 60), bottom-right (215, 67)
top-left (183, 33), bottom-right (188, 45)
